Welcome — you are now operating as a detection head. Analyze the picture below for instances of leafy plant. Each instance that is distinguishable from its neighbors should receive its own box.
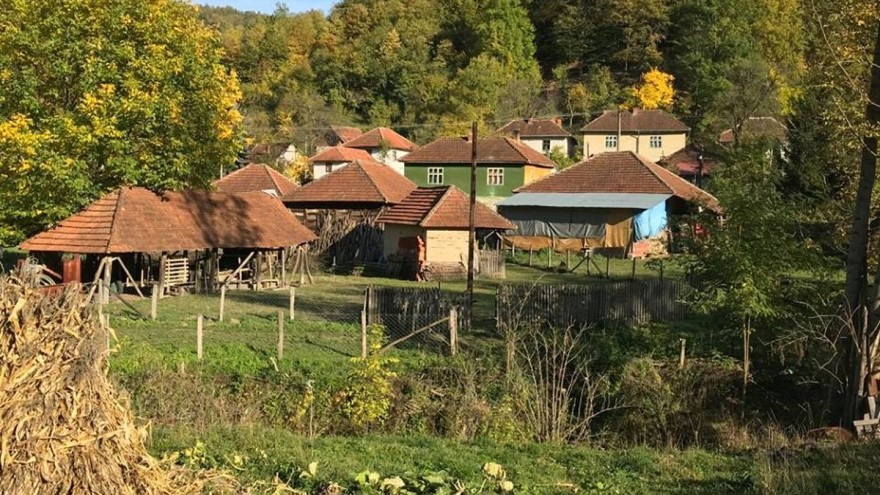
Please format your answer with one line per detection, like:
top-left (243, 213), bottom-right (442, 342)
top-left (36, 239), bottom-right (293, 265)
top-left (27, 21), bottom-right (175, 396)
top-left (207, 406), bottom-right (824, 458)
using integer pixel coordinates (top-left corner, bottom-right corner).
top-left (339, 324), bottom-right (398, 429)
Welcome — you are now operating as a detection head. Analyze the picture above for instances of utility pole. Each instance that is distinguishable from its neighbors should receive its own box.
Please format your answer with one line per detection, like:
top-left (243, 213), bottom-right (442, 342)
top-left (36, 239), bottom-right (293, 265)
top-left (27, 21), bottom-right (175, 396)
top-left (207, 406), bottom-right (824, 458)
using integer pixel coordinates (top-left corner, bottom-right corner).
top-left (467, 122), bottom-right (478, 329)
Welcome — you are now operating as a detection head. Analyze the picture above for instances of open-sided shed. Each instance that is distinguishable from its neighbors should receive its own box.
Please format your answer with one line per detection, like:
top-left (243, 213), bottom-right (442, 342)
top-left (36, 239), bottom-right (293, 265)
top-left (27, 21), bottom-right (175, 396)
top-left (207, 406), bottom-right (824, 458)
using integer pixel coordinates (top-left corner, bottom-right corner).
top-left (20, 187), bottom-right (316, 296)
top-left (498, 151), bottom-right (718, 257)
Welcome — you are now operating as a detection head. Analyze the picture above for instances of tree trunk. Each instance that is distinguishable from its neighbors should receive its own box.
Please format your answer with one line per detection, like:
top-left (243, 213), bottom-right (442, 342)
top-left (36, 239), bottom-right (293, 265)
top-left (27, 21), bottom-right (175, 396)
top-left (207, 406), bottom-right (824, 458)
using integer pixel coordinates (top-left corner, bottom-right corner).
top-left (842, 20), bottom-right (880, 427)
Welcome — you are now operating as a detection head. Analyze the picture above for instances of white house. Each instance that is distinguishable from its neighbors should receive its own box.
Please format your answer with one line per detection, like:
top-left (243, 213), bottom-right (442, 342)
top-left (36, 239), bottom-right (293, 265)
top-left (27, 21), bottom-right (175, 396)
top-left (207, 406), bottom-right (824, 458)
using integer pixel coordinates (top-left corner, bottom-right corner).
top-left (308, 146), bottom-right (373, 180)
top-left (342, 127), bottom-right (417, 176)
top-left (497, 118), bottom-right (576, 157)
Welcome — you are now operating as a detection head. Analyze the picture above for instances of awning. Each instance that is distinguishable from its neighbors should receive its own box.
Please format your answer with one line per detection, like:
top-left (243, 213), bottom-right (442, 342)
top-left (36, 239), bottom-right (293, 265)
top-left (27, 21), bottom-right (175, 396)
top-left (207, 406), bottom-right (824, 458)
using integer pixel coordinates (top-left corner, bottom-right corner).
top-left (498, 193), bottom-right (670, 209)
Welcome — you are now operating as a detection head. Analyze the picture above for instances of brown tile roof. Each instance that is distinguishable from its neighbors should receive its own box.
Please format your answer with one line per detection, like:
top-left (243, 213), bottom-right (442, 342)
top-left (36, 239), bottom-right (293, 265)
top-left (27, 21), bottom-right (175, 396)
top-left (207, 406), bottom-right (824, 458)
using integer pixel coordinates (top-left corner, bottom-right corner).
top-left (401, 137), bottom-right (557, 169)
top-left (309, 146), bottom-right (373, 163)
top-left (516, 151), bottom-right (719, 211)
top-left (20, 187), bottom-right (316, 254)
top-left (213, 163), bottom-right (298, 197)
top-left (330, 125), bottom-right (363, 143)
top-left (378, 186), bottom-right (514, 229)
top-left (343, 127), bottom-right (416, 151)
top-left (497, 118), bottom-right (572, 138)
top-left (244, 142), bottom-right (295, 164)
top-left (282, 160), bottom-right (417, 206)
top-left (581, 109), bottom-right (689, 133)
top-left (658, 145), bottom-right (714, 176)
top-left (719, 116), bottom-right (788, 144)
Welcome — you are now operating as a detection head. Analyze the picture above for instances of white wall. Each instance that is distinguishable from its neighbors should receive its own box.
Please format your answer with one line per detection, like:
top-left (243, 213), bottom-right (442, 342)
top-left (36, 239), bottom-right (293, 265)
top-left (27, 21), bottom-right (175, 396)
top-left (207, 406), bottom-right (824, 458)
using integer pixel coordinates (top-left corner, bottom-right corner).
top-left (311, 161), bottom-right (350, 180)
top-left (369, 148), bottom-right (408, 175)
top-left (582, 132), bottom-right (686, 162)
top-left (520, 137), bottom-right (570, 157)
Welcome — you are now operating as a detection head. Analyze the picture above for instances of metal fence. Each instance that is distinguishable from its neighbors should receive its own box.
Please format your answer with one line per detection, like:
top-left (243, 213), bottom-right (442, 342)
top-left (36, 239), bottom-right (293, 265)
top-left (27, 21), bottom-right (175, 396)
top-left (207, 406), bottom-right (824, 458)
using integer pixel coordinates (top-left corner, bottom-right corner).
top-left (496, 279), bottom-right (691, 331)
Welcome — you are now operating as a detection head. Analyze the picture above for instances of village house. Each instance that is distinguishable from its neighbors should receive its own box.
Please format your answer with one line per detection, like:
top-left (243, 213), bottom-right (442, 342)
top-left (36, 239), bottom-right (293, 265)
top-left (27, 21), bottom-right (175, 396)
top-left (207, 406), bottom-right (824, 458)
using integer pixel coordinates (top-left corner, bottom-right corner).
top-left (20, 187), bottom-right (316, 294)
top-left (400, 136), bottom-right (557, 207)
top-left (658, 144), bottom-right (713, 187)
top-left (342, 127), bottom-right (417, 175)
top-left (581, 109), bottom-right (688, 162)
top-left (496, 118), bottom-right (576, 157)
top-left (212, 163), bottom-right (299, 197)
top-left (308, 146), bottom-right (374, 180)
top-left (314, 125), bottom-right (363, 152)
top-left (378, 185), bottom-right (514, 280)
top-left (497, 151), bottom-right (718, 258)
top-left (282, 160), bottom-right (417, 266)
top-left (719, 116), bottom-right (788, 145)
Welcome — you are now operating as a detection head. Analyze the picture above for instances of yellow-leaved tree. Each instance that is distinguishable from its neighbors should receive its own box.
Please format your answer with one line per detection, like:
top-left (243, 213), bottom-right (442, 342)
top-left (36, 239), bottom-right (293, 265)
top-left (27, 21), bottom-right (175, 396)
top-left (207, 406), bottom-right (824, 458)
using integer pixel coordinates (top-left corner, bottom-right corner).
top-left (0, 0), bottom-right (243, 244)
top-left (630, 69), bottom-right (676, 110)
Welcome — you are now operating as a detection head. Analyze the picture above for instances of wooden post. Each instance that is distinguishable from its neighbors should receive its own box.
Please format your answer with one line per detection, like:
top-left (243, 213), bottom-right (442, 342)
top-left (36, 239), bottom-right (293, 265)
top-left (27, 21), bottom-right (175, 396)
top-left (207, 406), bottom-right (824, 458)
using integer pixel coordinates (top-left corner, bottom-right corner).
top-left (586, 250), bottom-right (591, 276)
top-left (659, 259), bottom-right (664, 282)
top-left (631, 257), bottom-right (637, 280)
top-left (277, 311), bottom-right (284, 361)
top-left (280, 248), bottom-right (287, 286)
top-left (102, 258), bottom-right (112, 304)
top-left (566, 249), bottom-right (571, 271)
top-left (255, 251), bottom-right (263, 290)
top-left (449, 308), bottom-right (458, 356)
top-left (605, 255), bottom-right (610, 278)
top-left (150, 284), bottom-right (158, 320)
top-left (289, 286), bottom-right (296, 321)
top-left (360, 310), bottom-right (368, 358)
top-left (219, 285), bottom-right (226, 322)
top-left (158, 253), bottom-right (167, 298)
top-left (679, 338), bottom-right (686, 368)
top-left (528, 248), bottom-right (533, 266)
top-left (466, 121), bottom-right (477, 333)
top-left (196, 314), bottom-right (203, 360)
top-left (547, 246), bottom-right (552, 268)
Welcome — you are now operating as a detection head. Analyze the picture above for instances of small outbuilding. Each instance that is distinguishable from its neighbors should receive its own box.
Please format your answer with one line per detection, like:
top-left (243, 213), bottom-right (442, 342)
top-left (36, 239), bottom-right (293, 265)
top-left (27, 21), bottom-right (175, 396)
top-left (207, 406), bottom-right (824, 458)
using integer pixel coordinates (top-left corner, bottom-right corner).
top-left (498, 151), bottom-right (718, 257)
top-left (378, 185), bottom-right (514, 280)
top-left (20, 187), bottom-right (317, 297)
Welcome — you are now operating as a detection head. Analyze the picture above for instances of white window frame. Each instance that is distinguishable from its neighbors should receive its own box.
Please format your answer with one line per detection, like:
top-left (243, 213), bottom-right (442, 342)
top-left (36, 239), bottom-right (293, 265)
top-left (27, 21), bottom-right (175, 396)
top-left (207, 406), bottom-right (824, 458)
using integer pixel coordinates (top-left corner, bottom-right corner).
top-left (605, 135), bottom-right (617, 149)
top-left (649, 135), bottom-right (662, 148)
top-left (325, 163), bottom-right (333, 174)
top-left (427, 167), bottom-right (444, 185)
top-left (542, 139), bottom-right (551, 153)
top-left (487, 168), bottom-right (504, 186)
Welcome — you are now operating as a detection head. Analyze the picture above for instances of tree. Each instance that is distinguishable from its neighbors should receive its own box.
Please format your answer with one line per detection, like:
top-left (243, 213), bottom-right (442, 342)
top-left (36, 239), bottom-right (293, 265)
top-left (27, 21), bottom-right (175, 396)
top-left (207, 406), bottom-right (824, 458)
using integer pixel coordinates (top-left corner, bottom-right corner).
top-left (630, 68), bottom-right (675, 110)
top-left (0, 0), bottom-right (243, 244)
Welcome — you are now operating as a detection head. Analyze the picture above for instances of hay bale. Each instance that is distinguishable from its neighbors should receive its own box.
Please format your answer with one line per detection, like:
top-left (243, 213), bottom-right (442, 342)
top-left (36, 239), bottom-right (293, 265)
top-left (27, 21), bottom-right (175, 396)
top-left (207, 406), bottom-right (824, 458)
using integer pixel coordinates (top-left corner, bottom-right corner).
top-left (0, 269), bottom-right (232, 494)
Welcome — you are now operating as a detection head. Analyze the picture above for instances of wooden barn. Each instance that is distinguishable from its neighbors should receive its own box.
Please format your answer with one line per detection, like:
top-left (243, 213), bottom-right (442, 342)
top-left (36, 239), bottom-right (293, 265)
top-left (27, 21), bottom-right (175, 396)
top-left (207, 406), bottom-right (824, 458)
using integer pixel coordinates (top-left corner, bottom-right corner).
top-left (19, 187), bottom-right (316, 298)
top-left (213, 163), bottom-right (299, 197)
top-left (498, 151), bottom-right (718, 258)
top-left (378, 185), bottom-right (514, 280)
top-left (282, 159), bottom-right (417, 269)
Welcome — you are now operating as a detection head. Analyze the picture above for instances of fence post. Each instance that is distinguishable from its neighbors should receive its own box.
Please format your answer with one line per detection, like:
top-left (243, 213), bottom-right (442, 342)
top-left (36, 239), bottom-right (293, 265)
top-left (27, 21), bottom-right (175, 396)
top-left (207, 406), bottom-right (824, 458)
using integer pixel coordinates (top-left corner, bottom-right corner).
top-left (449, 308), bottom-right (458, 356)
top-left (631, 257), bottom-right (636, 280)
top-left (277, 311), bottom-right (284, 361)
top-left (679, 338), bottom-right (686, 368)
top-left (528, 248), bottom-right (533, 266)
top-left (548, 246), bottom-right (552, 268)
top-left (566, 250), bottom-right (571, 271)
top-left (360, 310), bottom-right (368, 358)
top-left (219, 285), bottom-right (226, 322)
top-left (289, 286), bottom-right (296, 321)
top-left (150, 284), bottom-right (158, 320)
top-left (605, 256), bottom-right (610, 278)
top-left (196, 314), bottom-right (203, 360)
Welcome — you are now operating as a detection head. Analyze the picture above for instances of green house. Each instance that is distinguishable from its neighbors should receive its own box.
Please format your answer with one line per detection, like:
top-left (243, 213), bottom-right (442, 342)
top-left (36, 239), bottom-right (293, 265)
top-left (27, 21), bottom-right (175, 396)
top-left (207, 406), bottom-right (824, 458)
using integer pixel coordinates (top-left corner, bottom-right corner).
top-left (401, 137), bottom-right (557, 207)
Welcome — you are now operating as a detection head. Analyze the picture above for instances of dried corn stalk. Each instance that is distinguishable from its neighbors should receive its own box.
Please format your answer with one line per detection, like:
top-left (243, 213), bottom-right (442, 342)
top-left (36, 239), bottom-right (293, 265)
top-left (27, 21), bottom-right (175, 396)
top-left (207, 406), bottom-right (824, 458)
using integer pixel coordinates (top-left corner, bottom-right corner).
top-left (0, 268), bottom-right (234, 494)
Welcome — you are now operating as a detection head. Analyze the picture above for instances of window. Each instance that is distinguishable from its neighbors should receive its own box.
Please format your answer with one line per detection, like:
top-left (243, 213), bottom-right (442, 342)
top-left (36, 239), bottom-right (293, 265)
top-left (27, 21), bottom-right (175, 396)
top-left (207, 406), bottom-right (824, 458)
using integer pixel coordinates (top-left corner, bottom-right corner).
top-left (605, 135), bottom-right (617, 149)
top-left (324, 163), bottom-right (332, 174)
top-left (649, 135), bottom-right (662, 148)
top-left (428, 167), bottom-right (444, 184)
top-left (487, 168), bottom-right (504, 186)
top-left (542, 139), bottom-right (551, 153)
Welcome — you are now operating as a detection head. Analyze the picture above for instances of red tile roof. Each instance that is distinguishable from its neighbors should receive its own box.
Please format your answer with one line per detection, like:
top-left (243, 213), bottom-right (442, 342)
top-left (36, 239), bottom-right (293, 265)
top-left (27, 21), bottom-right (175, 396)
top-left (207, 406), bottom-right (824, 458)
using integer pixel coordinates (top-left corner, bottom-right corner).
top-left (517, 151), bottom-right (719, 211)
top-left (497, 118), bottom-right (572, 138)
top-left (20, 187), bottom-right (316, 254)
top-left (401, 137), bottom-right (557, 169)
top-left (343, 127), bottom-right (416, 151)
top-left (330, 125), bottom-right (363, 143)
top-left (659, 145), bottom-right (714, 176)
top-left (282, 160), bottom-right (417, 206)
top-left (309, 146), bottom-right (373, 163)
top-left (719, 116), bottom-right (788, 144)
top-left (378, 186), bottom-right (514, 229)
top-left (213, 163), bottom-right (298, 197)
top-left (581, 109), bottom-right (689, 133)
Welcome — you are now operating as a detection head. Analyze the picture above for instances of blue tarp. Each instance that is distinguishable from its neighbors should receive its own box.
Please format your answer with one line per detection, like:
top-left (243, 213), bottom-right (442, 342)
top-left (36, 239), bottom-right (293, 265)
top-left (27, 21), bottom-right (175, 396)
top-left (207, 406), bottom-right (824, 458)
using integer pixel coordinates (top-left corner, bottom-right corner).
top-left (633, 200), bottom-right (667, 240)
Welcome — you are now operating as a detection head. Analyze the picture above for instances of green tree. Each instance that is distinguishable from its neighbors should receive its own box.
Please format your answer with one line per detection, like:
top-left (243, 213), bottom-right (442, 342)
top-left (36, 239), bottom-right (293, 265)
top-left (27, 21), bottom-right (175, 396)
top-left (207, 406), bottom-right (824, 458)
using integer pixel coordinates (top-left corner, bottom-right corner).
top-left (0, 0), bottom-right (243, 244)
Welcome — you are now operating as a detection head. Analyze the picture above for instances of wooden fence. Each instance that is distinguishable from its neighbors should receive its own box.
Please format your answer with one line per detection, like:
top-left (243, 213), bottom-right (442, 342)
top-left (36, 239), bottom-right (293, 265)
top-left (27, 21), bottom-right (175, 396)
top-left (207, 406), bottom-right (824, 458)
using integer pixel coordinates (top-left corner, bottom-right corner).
top-left (365, 286), bottom-right (470, 332)
top-left (496, 279), bottom-right (690, 330)
top-left (478, 249), bottom-right (505, 279)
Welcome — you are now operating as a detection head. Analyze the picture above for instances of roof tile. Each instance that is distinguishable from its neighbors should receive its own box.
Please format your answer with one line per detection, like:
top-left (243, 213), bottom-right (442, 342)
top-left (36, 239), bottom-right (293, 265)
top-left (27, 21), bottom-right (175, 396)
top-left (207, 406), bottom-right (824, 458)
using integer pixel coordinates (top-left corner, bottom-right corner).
top-left (379, 186), bottom-right (514, 229)
top-left (213, 163), bottom-right (299, 196)
top-left (497, 118), bottom-right (572, 138)
top-left (343, 127), bottom-right (416, 151)
top-left (401, 137), bottom-right (556, 168)
top-left (581, 109), bottom-right (689, 133)
top-left (309, 146), bottom-right (373, 163)
top-left (282, 160), bottom-right (417, 206)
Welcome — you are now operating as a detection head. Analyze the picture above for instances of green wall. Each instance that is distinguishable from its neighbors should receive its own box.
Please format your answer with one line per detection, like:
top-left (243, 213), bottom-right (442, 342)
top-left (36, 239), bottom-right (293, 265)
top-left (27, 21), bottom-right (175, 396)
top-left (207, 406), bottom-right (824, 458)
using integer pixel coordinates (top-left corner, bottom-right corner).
top-left (404, 164), bottom-right (525, 198)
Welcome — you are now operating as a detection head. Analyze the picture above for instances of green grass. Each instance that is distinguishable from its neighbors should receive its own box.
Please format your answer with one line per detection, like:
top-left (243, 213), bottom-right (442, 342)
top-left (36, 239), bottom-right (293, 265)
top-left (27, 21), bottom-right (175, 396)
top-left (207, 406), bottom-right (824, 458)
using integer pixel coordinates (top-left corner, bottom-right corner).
top-left (149, 425), bottom-right (757, 494)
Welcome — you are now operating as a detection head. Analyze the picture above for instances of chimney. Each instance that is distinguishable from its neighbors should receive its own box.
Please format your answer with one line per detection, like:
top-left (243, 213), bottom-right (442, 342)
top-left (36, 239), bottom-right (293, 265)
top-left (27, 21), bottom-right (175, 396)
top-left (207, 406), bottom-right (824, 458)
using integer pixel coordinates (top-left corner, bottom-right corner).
top-left (513, 129), bottom-right (521, 141)
top-left (553, 117), bottom-right (562, 126)
top-left (464, 133), bottom-right (472, 143)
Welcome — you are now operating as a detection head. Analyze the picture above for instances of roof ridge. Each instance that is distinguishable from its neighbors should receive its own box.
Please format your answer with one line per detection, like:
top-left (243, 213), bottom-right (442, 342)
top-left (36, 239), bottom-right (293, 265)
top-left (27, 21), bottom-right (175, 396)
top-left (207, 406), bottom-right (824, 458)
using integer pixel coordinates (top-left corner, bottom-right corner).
top-left (357, 161), bottom-right (390, 203)
top-left (636, 152), bottom-right (719, 204)
top-left (419, 186), bottom-right (453, 227)
top-left (265, 165), bottom-right (286, 194)
top-left (105, 188), bottom-right (125, 254)
top-left (505, 138), bottom-right (531, 163)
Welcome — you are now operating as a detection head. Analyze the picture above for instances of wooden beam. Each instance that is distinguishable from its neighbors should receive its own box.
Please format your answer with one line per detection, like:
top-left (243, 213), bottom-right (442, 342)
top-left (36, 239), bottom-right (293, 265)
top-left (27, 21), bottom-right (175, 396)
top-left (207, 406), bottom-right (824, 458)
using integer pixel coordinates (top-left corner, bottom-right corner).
top-left (219, 251), bottom-right (255, 288)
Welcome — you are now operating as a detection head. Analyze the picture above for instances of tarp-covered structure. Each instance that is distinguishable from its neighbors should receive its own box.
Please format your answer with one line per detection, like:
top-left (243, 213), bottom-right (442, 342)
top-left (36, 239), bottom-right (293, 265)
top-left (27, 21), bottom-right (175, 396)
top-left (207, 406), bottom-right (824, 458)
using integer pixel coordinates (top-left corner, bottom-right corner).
top-left (20, 187), bottom-right (317, 294)
top-left (498, 151), bottom-right (718, 255)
